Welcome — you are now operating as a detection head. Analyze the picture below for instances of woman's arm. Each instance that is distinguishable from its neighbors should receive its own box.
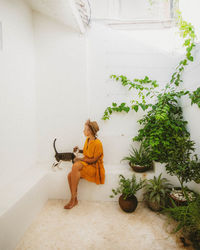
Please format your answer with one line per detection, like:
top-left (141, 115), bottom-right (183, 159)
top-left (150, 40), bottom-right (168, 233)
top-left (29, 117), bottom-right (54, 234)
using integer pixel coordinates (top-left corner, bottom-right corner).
top-left (76, 155), bottom-right (101, 164)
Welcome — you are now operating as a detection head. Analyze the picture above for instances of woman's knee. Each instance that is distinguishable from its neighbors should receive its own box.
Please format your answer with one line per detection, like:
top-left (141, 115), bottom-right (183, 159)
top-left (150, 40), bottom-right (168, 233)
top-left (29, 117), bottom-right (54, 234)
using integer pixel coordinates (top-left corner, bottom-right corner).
top-left (72, 165), bottom-right (79, 172)
top-left (72, 162), bottom-right (82, 172)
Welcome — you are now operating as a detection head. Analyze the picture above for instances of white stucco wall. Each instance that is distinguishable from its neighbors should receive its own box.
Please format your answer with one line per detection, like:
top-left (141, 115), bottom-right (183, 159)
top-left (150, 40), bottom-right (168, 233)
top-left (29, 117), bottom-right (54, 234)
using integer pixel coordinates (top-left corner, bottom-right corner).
top-left (0, 0), bottom-right (36, 188)
top-left (87, 22), bottom-right (182, 165)
top-left (33, 12), bottom-right (88, 165)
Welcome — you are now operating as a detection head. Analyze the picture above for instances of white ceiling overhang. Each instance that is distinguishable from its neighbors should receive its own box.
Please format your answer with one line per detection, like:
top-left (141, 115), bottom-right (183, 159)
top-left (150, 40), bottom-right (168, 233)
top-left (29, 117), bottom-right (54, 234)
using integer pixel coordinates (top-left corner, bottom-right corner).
top-left (25, 0), bottom-right (89, 33)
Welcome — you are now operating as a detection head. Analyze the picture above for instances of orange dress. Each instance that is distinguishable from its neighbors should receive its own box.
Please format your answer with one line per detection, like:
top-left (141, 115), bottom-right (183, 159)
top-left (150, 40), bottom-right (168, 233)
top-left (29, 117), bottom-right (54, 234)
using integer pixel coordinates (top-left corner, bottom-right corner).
top-left (79, 137), bottom-right (105, 185)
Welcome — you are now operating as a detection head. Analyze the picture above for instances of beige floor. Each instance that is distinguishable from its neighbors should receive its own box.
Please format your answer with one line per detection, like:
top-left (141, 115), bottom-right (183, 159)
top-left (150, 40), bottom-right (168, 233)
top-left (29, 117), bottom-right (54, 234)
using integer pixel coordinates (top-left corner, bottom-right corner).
top-left (15, 199), bottom-right (191, 250)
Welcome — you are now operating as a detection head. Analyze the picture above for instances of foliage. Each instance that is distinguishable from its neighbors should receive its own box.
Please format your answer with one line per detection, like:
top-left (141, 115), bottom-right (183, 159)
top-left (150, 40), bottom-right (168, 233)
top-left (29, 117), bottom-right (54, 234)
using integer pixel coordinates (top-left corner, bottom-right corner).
top-left (166, 154), bottom-right (200, 193)
top-left (189, 87), bottom-right (200, 108)
top-left (143, 173), bottom-right (172, 208)
top-left (163, 194), bottom-right (200, 249)
top-left (189, 155), bottom-right (200, 184)
top-left (170, 10), bottom-right (197, 87)
top-left (102, 12), bottom-right (198, 164)
top-left (109, 174), bottom-right (145, 200)
top-left (102, 75), bottom-right (159, 120)
top-left (101, 11), bottom-right (200, 191)
top-left (132, 90), bottom-right (193, 163)
top-left (120, 143), bottom-right (152, 168)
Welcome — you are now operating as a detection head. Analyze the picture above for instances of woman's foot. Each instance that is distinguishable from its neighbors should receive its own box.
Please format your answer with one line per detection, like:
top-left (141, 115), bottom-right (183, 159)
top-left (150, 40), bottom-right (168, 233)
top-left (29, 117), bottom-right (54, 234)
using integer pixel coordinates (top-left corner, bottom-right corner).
top-left (64, 197), bottom-right (78, 209)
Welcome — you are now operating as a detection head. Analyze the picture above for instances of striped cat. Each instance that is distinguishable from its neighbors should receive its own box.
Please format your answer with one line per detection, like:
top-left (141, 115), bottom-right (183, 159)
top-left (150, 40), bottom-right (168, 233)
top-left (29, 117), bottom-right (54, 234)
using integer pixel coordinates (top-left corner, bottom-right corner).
top-left (52, 138), bottom-right (78, 170)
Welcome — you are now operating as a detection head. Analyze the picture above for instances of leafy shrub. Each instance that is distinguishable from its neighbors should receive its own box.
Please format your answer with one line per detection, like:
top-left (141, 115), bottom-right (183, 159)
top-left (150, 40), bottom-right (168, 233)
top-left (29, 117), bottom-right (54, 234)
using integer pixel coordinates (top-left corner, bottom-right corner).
top-left (163, 194), bottom-right (200, 249)
top-left (110, 174), bottom-right (145, 200)
top-left (143, 173), bottom-right (172, 210)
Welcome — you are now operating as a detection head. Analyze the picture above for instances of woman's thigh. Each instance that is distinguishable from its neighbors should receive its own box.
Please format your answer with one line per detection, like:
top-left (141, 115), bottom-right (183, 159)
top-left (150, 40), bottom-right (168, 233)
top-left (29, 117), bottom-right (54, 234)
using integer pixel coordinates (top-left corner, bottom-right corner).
top-left (72, 161), bottom-right (84, 172)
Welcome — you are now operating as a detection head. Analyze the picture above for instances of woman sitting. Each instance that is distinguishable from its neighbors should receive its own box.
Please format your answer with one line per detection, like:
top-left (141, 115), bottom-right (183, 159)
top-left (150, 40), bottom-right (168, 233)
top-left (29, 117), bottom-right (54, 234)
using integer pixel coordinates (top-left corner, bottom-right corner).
top-left (64, 119), bottom-right (105, 209)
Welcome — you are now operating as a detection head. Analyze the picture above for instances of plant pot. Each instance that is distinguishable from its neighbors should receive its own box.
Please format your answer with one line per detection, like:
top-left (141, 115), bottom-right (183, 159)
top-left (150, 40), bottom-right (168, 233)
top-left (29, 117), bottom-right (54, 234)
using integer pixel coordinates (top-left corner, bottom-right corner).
top-left (129, 162), bottom-right (153, 173)
top-left (147, 201), bottom-right (162, 212)
top-left (119, 194), bottom-right (138, 213)
top-left (168, 187), bottom-right (195, 207)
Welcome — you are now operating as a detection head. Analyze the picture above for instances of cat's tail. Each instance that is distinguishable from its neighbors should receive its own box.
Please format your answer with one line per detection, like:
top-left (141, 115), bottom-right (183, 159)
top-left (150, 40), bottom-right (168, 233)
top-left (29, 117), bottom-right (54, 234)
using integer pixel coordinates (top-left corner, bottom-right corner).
top-left (53, 138), bottom-right (58, 154)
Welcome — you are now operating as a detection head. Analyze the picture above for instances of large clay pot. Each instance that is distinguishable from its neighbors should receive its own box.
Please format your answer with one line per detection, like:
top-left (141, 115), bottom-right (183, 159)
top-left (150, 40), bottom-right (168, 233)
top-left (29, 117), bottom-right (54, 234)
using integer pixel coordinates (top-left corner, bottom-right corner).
top-left (129, 162), bottom-right (153, 173)
top-left (119, 194), bottom-right (138, 213)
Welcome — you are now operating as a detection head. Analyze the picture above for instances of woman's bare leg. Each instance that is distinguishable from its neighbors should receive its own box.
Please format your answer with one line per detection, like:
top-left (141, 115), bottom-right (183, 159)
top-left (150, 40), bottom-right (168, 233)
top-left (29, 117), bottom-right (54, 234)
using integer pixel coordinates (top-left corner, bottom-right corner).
top-left (64, 162), bottom-right (82, 209)
top-left (67, 172), bottom-right (78, 204)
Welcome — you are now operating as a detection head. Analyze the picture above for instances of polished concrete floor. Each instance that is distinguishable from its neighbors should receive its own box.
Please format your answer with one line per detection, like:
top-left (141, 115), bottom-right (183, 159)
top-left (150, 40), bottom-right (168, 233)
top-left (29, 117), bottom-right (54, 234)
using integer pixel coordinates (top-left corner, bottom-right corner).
top-left (15, 199), bottom-right (191, 250)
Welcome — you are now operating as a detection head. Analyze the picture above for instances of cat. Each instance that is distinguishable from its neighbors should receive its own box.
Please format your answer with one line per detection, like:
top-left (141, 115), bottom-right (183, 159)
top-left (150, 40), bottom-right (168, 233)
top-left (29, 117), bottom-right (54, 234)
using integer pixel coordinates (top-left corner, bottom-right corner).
top-left (52, 138), bottom-right (79, 170)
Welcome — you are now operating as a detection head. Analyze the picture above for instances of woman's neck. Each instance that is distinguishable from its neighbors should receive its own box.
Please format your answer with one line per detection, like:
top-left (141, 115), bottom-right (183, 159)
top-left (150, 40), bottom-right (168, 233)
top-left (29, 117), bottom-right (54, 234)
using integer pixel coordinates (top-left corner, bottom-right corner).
top-left (88, 135), bottom-right (95, 141)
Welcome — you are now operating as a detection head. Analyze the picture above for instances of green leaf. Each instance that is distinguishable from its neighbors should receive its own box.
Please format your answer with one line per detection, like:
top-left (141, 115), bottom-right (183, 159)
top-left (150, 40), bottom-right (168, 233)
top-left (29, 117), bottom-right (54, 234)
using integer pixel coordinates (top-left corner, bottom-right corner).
top-left (132, 105), bottom-right (139, 112)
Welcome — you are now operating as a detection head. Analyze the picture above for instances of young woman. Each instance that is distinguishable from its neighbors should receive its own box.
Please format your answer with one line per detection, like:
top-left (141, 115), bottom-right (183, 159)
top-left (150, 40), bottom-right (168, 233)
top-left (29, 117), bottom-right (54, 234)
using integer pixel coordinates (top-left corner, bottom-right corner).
top-left (64, 119), bottom-right (105, 209)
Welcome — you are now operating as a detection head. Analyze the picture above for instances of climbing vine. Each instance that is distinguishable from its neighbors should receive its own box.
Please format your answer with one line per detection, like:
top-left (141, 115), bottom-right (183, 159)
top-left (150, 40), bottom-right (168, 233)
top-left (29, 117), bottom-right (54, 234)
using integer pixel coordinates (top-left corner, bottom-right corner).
top-left (189, 87), bottom-right (200, 108)
top-left (101, 11), bottom-right (200, 183)
top-left (102, 76), bottom-right (159, 120)
top-left (170, 10), bottom-right (196, 87)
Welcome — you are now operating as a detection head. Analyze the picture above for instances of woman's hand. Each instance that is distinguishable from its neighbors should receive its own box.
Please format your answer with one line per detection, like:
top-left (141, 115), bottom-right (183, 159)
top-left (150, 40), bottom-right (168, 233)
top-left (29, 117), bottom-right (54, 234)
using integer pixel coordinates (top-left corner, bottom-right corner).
top-left (73, 146), bottom-right (79, 153)
top-left (74, 157), bottom-right (82, 162)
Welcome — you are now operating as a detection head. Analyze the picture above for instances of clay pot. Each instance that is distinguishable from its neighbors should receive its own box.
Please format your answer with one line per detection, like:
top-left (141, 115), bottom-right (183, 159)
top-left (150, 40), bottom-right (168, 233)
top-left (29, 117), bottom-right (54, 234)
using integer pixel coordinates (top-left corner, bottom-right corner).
top-left (119, 194), bottom-right (138, 213)
top-left (147, 201), bottom-right (162, 212)
top-left (129, 162), bottom-right (153, 173)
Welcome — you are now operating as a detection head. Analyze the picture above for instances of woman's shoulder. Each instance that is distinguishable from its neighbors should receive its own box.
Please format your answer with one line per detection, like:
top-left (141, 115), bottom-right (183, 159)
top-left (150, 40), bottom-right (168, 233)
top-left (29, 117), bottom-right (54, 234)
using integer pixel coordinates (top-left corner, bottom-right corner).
top-left (95, 138), bottom-right (102, 145)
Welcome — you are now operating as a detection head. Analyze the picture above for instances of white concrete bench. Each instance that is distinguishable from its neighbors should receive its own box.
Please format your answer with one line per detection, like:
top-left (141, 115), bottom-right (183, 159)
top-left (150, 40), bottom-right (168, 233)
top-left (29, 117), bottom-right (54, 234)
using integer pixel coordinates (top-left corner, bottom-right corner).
top-left (0, 166), bottom-right (49, 250)
top-left (48, 161), bottom-right (158, 202)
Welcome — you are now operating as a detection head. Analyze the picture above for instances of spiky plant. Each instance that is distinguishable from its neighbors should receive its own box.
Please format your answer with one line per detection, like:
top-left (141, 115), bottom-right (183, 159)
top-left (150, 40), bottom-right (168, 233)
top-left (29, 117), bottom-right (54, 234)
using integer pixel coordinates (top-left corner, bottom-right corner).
top-left (143, 173), bottom-right (172, 211)
top-left (121, 143), bottom-right (152, 168)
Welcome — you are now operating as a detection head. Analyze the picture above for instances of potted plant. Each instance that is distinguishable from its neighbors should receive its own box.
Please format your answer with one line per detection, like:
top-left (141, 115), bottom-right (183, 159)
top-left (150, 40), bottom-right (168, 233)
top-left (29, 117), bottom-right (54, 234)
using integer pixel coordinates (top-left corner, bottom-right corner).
top-left (110, 174), bottom-right (145, 213)
top-left (121, 143), bottom-right (154, 173)
top-left (143, 173), bottom-right (172, 211)
top-left (166, 152), bottom-right (199, 206)
top-left (163, 194), bottom-right (200, 250)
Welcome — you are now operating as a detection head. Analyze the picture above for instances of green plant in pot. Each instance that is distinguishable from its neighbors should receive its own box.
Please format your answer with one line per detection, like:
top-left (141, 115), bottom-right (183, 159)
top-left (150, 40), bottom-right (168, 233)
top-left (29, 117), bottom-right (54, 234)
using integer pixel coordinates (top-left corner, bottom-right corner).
top-left (143, 173), bottom-right (172, 211)
top-left (166, 150), bottom-right (200, 206)
top-left (110, 174), bottom-right (145, 213)
top-left (163, 194), bottom-right (200, 249)
top-left (121, 143), bottom-right (153, 173)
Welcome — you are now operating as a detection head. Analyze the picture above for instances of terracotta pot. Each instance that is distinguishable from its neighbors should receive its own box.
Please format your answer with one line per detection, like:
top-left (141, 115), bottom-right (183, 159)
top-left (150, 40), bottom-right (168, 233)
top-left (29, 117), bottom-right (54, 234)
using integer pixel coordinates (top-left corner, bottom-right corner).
top-left (129, 162), bottom-right (153, 173)
top-left (119, 194), bottom-right (138, 213)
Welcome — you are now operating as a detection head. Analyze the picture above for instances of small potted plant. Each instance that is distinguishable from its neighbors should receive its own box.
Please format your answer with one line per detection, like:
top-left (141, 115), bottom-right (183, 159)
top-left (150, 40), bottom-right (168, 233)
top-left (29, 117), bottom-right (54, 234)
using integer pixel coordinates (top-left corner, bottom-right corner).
top-left (121, 143), bottom-right (153, 172)
top-left (166, 152), bottom-right (199, 206)
top-left (110, 174), bottom-right (145, 213)
top-left (143, 173), bottom-right (172, 211)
